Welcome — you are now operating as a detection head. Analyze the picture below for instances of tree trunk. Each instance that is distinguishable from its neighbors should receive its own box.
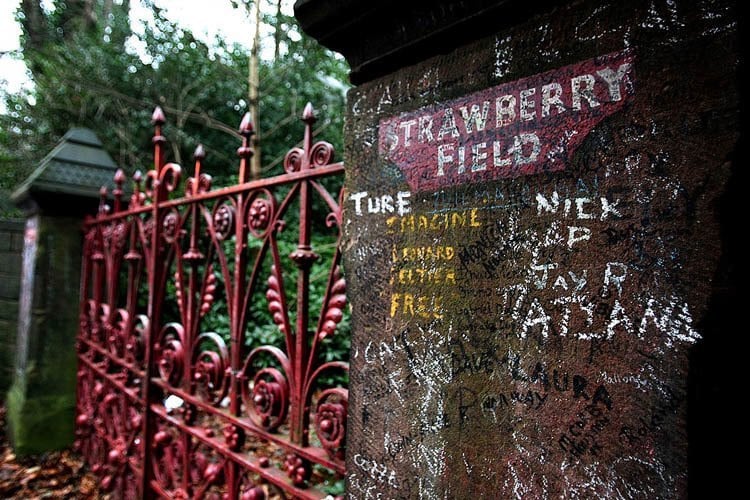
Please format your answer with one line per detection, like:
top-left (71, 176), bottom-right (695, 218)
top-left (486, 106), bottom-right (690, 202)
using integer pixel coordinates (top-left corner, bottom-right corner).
top-left (20, 0), bottom-right (48, 51)
top-left (274, 0), bottom-right (283, 60)
top-left (103, 0), bottom-right (114, 25)
top-left (249, 0), bottom-right (262, 179)
top-left (58, 0), bottom-right (97, 38)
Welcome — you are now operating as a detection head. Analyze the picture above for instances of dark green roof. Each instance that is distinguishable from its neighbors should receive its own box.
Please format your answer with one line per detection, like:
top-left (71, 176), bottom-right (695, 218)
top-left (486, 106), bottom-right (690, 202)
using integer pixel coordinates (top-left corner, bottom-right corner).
top-left (12, 128), bottom-right (120, 202)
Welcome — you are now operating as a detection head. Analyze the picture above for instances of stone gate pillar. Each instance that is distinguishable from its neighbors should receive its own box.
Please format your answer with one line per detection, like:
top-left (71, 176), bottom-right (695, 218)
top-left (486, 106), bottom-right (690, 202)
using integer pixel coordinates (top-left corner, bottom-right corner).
top-left (296, 0), bottom-right (740, 497)
top-left (7, 128), bottom-right (121, 454)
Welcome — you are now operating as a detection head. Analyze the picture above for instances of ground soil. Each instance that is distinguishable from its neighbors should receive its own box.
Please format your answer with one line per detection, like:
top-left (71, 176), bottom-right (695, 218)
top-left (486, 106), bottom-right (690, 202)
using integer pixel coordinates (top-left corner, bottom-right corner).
top-left (0, 406), bottom-right (102, 499)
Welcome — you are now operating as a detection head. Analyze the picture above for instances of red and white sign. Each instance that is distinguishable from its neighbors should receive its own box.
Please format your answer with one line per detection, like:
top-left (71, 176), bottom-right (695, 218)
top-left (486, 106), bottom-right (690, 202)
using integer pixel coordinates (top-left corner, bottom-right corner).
top-left (378, 50), bottom-right (635, 192)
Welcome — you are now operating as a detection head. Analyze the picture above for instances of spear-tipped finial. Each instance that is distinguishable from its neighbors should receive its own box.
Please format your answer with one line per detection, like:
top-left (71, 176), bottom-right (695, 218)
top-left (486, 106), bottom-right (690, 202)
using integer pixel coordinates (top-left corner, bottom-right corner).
top-left (151, 106), bottom-right (166, 125)
top-left (301, 102), bottom-right (317, 161)
top-left (237, 113), bottom-right (254, 184)
top-left (239, 112), bottom-right (254, 136)
top-left (190, 144), bottom-right (207, 196)
top-left (98, 186), bottom-right (109, 215)
top-left (193, 144), bottom-right (206, 161)
top-left (302, 102), bottom-right (316, 123)
top-left (114, 168), bottom-right (126, 185)
top-left (131, 170), bottom-right (144, 206)
top-left (113, 169), bottom-right (125, 212)
top-left (152, 106), bottom-right (167, 170)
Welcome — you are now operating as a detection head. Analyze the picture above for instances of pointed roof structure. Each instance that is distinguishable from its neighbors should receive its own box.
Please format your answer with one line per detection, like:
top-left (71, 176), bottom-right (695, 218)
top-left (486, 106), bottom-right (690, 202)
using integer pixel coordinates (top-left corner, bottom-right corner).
top-left (12, 128), bottom-right (121, 212)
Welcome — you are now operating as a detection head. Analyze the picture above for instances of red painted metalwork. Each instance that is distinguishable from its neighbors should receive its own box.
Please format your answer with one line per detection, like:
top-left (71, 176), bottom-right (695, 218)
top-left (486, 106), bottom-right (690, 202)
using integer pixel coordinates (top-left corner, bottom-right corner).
top-left (75, 103), bottom-right (347, 499)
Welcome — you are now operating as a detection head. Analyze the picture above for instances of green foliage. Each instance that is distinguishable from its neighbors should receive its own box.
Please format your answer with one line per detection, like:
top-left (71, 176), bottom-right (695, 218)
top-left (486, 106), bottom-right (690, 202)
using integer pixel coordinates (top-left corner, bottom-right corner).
top-left (1, 0), bottom-right (349, 209)
top-left (197, 210), bottom-right (351, 385)
top-left (2, 1), bottom-right (351, 383)
top-left (314, 463), bottom-right (346, 496)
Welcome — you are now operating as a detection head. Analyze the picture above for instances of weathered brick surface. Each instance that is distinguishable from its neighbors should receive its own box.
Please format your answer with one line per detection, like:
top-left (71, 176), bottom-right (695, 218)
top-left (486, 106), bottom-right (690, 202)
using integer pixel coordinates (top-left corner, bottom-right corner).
top-left (10, 233), bottom-right (24, 253)
top-left (0, 233), bottom-right (10, 252)
top-left (0, 219), bottom-right (24, 393)
top-left (340, 0), bottom-right (738, 497)
top-left (0, 254), bottom-right (22, 298)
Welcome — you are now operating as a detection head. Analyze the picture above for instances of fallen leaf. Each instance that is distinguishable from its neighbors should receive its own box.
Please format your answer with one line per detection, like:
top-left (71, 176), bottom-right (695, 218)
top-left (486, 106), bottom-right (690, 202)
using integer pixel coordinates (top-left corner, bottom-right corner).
top-left (79, 474), bottom-right (97, 495)
top-left (0, 404), bottom-right (101, 499)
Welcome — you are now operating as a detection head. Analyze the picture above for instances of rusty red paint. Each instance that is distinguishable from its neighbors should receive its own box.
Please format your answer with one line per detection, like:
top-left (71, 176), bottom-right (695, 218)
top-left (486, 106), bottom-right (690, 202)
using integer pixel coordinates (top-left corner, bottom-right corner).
top-left (379, 50), bottom-right (635, 191)
top-left (75, 104), bottom-right (347, 499)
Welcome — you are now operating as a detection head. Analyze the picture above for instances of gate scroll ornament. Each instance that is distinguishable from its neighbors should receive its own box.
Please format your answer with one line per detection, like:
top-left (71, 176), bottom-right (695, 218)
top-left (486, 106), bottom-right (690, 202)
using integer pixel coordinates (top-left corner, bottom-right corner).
top-left (75, 103), bottom-right (348, 499)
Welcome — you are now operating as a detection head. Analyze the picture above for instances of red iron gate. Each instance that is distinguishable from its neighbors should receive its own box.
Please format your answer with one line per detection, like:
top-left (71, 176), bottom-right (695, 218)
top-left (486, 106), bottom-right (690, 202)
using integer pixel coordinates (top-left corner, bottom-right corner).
top-left (75, 104), bottom-right (348, 499)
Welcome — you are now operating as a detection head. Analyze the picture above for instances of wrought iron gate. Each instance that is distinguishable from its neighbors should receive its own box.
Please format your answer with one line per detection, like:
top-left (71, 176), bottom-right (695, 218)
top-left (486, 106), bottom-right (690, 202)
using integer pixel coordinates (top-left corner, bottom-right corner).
top-left (75, 104), bottom-right (347, 499)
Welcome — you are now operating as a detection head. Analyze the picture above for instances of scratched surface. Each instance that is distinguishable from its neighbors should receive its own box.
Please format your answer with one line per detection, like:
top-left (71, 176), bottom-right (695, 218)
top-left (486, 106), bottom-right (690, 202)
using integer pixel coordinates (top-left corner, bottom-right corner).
top-left (341, 0), bottom-right (738, 498)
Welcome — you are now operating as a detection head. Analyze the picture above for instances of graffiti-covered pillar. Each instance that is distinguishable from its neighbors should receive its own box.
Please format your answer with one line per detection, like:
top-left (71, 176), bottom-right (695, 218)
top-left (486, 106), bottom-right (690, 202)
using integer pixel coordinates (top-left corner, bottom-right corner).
top-left (296, 0), bottom-right (740, 497)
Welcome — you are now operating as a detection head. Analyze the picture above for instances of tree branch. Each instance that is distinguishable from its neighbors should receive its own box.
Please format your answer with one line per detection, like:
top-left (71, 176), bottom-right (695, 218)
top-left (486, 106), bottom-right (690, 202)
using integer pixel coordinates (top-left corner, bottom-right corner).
top-left (72, 80), bottom-right (242, 139)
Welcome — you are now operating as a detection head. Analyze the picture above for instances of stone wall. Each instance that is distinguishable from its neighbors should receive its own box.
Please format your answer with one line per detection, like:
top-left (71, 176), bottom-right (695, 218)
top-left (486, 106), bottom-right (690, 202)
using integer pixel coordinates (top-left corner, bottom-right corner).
top-left (0, 218), bottom-right (24, 393)
top-left (337, 0), bottom-right (739, 497)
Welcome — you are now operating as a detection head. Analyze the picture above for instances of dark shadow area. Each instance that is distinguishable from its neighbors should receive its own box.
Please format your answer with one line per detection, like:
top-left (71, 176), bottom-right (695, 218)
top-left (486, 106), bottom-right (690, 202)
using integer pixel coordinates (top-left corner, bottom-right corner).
top-left (688, 7), bottom-right (744, 497)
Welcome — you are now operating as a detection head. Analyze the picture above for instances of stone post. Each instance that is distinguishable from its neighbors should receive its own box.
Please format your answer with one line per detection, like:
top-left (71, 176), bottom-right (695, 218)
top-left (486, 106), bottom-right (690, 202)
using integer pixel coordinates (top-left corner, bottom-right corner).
top-left (7, 128), bottom-right (121, 455)
top-left (296, 0), bottom-right (739, 497)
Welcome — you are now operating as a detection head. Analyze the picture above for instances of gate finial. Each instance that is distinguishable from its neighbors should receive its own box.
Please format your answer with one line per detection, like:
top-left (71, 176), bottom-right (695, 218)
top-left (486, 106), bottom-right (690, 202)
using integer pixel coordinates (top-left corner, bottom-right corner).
top-left (98, 186), bottom-right (110, 215)
top-left (302, 102), bottom-right (316, 123)
top-left (237, 112), bottom-right (255, 184)
top-left (113, 169), bottom-right (125, 213)
top-left (151, 106), bottom-right (166, 125)
top-left (188, 144), bottom-right (210, 197)
top-left (151, 106), bottom-right (167, 172)
top-left (193, 144), bottom-right (206, 161)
